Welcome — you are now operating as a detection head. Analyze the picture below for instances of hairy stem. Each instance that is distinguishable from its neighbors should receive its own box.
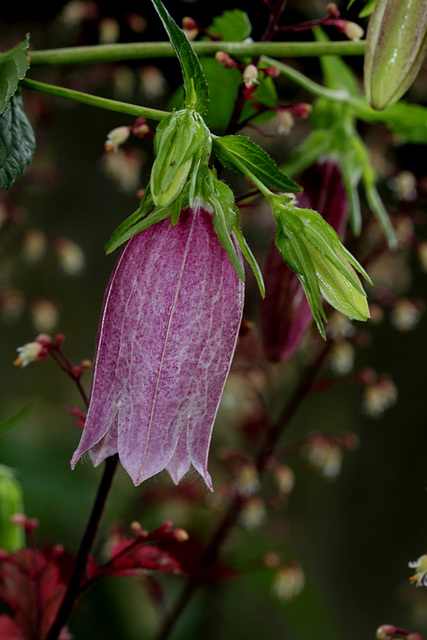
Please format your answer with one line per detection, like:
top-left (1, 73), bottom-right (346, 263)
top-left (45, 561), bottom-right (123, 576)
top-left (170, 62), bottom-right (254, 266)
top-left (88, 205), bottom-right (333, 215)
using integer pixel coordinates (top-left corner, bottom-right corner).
top-left (28, 40), bottom-right (365, 67)
top-left (153, 341), bottom-right (331, 640)
top-left (44, 455), bottom-right (119, 640)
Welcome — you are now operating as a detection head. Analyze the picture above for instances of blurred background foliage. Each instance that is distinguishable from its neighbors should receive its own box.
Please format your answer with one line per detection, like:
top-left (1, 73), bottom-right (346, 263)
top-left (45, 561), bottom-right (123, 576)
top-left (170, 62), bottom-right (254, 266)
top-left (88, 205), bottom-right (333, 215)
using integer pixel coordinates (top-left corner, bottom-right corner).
top-left (1, 1), bottom-right (427, 639)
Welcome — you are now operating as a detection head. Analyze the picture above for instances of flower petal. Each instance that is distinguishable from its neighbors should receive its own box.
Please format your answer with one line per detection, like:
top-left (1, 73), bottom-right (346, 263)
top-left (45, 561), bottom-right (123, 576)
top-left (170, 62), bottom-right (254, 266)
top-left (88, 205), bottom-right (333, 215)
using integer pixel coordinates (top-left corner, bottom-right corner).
top-left (72, 206), bottom-right (244, 489)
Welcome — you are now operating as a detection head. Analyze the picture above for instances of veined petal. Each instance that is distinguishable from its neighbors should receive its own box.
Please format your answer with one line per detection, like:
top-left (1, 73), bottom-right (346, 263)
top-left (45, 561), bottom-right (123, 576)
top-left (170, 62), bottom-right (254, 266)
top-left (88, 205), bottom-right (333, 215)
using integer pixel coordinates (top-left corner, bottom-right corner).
top-left (71, 206), bottom-right (244, 489)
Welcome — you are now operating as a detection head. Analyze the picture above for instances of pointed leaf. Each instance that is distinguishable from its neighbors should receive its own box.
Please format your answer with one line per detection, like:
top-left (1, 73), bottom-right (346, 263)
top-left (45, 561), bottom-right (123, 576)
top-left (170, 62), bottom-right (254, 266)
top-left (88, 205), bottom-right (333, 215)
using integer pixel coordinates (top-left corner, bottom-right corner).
top-left (213, 135), bottom-right (301, 193)
top-left (0, 94), bottom-right (35, 189)
top-left (150, 0), bottom-right (209, 115)
top-left (0, 35), bottom-right (30, 116)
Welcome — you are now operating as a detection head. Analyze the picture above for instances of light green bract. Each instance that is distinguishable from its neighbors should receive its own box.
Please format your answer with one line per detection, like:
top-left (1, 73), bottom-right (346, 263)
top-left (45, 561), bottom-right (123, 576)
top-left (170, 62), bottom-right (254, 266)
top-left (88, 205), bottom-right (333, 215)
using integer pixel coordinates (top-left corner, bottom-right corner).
top-left (271, 200), bottom-right (371, 338)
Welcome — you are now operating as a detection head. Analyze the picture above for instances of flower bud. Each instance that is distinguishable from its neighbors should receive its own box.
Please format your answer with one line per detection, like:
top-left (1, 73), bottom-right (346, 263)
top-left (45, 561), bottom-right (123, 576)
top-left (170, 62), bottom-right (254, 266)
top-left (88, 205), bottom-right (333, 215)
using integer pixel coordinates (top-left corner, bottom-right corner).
top-left (364, 0), bottom-right (427, 110)
top-left (14, 340), bottom-right (48, 367)
top-left (272, 199), bottom-right (370, 338)
top-left (150, 109), bottom-right (211, 208)
top-left (104, 126), bottom-right (130, 152)
top-left (261, 161), bottom-right (366, 355)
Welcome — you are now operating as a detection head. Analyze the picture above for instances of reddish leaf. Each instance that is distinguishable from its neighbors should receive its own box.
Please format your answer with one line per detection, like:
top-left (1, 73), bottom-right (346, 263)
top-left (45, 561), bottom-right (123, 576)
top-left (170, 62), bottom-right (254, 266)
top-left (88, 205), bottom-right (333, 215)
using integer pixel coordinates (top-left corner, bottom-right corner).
top-left (0, 615), bottom-right (24, 639)
top-left (0, 547), bottom-right (71, 639)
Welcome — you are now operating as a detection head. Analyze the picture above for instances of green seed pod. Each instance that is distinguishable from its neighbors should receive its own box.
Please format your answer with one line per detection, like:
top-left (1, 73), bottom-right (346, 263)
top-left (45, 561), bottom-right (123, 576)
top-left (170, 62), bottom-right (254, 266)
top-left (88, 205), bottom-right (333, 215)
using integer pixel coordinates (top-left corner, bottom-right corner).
top-left (364, 0), bottom-right (427, 110)
top-left (150, 109), bottom-right (211, 207)
top-left (0, 464), bottom-right (24, 552)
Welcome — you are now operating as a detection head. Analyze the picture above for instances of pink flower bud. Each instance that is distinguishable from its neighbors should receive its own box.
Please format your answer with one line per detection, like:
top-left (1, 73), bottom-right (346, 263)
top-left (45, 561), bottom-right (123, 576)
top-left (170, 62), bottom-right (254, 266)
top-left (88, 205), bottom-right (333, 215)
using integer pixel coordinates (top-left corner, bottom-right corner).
top-left (71, 204), bottom-right (244, 489)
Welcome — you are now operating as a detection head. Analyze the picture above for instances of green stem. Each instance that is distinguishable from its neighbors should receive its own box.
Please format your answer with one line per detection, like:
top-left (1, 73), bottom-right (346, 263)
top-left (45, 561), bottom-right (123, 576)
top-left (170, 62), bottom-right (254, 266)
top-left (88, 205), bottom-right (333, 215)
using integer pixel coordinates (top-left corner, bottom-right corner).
top-left (19, 77), bottom-right (169, 121)
top-left (261, 55), bottom-right (378, 118)
top-left (28, 40), bottom-right (365, 67)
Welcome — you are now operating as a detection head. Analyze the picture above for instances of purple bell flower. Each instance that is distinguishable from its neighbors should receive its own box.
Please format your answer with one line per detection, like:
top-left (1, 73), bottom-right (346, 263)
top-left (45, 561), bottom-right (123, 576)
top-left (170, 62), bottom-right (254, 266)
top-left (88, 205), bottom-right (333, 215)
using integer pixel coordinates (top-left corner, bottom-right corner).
top-left (71, 202), bottom-right (244, 489)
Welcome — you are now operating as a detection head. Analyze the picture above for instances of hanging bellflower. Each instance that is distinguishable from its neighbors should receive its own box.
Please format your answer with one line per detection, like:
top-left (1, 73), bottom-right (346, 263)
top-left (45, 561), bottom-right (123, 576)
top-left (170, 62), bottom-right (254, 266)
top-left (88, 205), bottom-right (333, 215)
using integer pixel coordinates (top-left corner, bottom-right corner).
top-left (71, 201), bottom-right (244, 489)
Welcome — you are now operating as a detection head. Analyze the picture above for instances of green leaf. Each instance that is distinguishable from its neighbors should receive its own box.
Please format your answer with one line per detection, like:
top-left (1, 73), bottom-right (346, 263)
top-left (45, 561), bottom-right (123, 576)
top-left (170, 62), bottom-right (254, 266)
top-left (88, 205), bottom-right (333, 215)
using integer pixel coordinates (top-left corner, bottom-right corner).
top-left (213, 135), bottom-right (301, 193)
top-left (354, 100), bottom-right (427, 144)
top-left (0, 93), bottom-right (35, 189)
top-left (150, 0), bottom-right (209, 115)
top-left (0, 398), bottom-right (37, 437)
top-left (0, 35), bottom-right (30, 116)
top-left (314, 28), bottom-right (360, 95)
top-left (207, 9), bottom-right (252, 41)
top-left (282, 129), bottom-right (332, 177)
top-left (202, 58), bottom-right (241, 130)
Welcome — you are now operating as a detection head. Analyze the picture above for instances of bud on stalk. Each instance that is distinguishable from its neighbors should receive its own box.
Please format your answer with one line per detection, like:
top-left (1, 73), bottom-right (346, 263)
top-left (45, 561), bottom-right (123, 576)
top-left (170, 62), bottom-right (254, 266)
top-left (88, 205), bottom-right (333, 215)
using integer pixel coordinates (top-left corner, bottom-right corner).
top-left (364, 0), bottom-right (427, 110)
top-left (150, 109), bottom-right (211, 207)
top-left (261, 162), bottom-right (349, 361)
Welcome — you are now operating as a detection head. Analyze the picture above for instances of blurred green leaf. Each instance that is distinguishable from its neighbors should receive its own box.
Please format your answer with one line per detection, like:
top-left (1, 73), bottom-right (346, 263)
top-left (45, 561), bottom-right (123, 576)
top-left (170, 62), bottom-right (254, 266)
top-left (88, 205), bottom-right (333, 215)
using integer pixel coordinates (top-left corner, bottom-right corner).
top-left (355, 100), bottom-right (427, 143)
top-left (151, 0), bottom-right (209, 115)
top-left (347, 0), bottom-right (376, 16)
top-left (213, 135), bottom-right (301, 193)
top-left (0, 398), bottom-right (37, 437)
top-left (207, 9), bottom-right (252, 41)
top-left (0, 93), bottom-right (36, 188)
top-left (201, 58), bottom-right (241, 130)
top-left (314, 28), bottom-right (360, 95)
top-left (0, 34), bottom-right (30, 116)
top-left (359, 0), bottom-right (377, 17)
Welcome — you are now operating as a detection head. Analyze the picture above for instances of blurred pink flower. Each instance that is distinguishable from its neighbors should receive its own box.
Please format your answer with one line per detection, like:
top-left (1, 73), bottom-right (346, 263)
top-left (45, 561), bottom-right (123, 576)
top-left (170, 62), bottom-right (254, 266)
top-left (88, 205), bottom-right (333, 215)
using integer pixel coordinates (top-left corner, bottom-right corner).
top-left (71, 203), bottom-right (244, 489)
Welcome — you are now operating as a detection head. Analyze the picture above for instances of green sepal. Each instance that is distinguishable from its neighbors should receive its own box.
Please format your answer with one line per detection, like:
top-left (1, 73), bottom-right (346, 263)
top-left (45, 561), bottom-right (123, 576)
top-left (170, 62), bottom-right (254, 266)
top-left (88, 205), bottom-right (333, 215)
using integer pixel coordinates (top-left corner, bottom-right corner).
top-left (232, 212), bottom-right (265, 298)
top-left (0, 34), bottom-right (30, 116)
top-left (105, 188), bottom-right (153, 253)
top-left (150, 0), bottom-right (209, 115)
top-left (203, 172), bottom-right (245, 282)
top-left (213, 134), bottom-right (301, 194)
top-left (275, 227), bottom-right (328, 338)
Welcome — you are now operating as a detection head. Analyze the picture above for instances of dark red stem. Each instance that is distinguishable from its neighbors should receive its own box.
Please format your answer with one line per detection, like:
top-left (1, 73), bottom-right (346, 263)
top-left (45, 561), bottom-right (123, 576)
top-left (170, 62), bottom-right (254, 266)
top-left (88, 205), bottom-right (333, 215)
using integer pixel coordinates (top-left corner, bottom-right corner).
top-left (44, 455), bottom-right (119, 640)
